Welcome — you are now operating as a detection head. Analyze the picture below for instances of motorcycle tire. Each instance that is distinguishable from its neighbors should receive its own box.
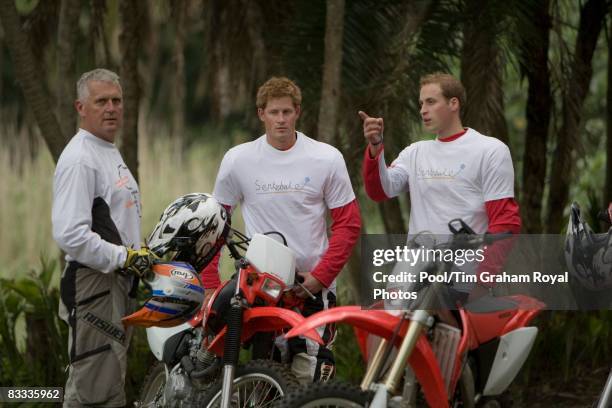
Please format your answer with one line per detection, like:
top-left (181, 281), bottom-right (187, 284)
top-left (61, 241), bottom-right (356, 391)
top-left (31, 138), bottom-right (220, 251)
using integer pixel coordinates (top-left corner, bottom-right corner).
top-left (476, 394), bottom-right (513, 408)
top-left (138, 361), bottom-right (166, 407)
top-left (276, 381), bottom-right (371, 408)
top-left (199, 359), bottom-right (299, 407)
top-left (460, 357), bottom-right (513, 408)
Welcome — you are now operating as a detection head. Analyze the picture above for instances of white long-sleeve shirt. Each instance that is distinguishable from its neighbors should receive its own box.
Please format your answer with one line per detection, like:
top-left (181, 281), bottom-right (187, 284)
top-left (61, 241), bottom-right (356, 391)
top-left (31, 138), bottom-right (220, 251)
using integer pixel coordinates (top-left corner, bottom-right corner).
top-left (213, 132), bottom-right (356, 284)
top-left (368, 128), bottom-right (515, 234)
top-left (52, 129), bottom-right (141, 273)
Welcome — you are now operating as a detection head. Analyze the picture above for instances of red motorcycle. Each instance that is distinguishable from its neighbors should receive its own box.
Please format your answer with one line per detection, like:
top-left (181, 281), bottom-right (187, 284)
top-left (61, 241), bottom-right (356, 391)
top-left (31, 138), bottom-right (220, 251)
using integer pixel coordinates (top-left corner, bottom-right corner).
top-left (133, 229), bottom-right (321, 408)
top-left (279, 220), bottom-right (544, 408)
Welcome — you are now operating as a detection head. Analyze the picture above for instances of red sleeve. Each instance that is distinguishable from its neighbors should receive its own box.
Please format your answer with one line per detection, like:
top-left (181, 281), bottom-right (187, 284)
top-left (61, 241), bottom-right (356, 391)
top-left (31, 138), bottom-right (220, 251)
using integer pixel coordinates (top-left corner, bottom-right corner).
top-left (362, 146), bottom-right (389, 202)
top-left (477, 198), bottom-right (522, 285)
top-left (485, 198), bottom-right (521, 233)
top-left (199, 204), bottom-right (232, 289)
top-left (310, 199), bottom-right (362, 288)
top-left (200, 251), bottom-right (221, 289)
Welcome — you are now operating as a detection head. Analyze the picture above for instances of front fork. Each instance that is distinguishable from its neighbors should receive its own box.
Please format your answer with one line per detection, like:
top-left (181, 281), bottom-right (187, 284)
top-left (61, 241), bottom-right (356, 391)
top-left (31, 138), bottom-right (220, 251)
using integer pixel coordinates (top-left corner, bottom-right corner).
top-left (220, 262), bottom-right (245, 408)
top-left (361, 309), bottom-right (433, 407)
top-left (597, 368), bottom-right (612, 408)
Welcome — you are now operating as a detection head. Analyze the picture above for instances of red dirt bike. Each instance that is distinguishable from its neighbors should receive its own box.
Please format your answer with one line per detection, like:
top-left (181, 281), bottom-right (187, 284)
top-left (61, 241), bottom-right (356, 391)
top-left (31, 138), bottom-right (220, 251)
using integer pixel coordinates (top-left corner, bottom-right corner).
top-left (136, 229), bottom-right (320, 407)
top-left (279, 219), bottom-right (544, 408)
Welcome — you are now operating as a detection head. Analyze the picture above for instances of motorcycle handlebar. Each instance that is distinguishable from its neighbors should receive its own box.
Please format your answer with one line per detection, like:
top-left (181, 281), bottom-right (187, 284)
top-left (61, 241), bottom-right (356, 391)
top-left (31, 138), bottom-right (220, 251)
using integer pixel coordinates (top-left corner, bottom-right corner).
top-left (446, 218), bottom-right (513, 249)
top-left (597, 210), bottom-right (612, 224)
top-left (440, 231), bottom-right (513, 251)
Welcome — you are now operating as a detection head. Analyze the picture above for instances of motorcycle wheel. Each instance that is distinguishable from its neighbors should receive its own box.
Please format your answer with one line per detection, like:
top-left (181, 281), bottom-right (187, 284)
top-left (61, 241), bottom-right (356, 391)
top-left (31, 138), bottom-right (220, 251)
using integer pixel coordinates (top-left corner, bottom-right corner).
top-left (138, 361), bottom-right (166, 407)
top-left (199, 359), bottom-right (299, 407)
top-left (476, 394), bottom-right (513, 408)
top-left (277, 382), bottom-right (371, 408)
top-left (459, 357), bottom-right (513, 408)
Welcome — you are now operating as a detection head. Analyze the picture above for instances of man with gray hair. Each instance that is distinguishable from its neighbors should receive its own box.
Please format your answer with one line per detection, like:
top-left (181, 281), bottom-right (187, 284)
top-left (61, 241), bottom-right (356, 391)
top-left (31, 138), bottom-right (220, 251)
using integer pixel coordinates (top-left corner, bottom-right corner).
top-left (52, 68), bottom-right (156, 406)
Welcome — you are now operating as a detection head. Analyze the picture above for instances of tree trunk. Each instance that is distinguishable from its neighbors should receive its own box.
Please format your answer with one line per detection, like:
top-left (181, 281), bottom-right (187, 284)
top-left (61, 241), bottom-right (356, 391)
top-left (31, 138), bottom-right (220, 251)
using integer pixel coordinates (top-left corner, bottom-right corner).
top-left (57, 0), bottom-right (80, 139)
top-left (119, 0), bottom-right (142, 182)
top-left (244, 0), bottom-right (266, 86)
top-left (605, 19), bottom-right (612, 209)
top-left (243, 0), bottom-right (267, 134)
top-left (0, 21), bottom-right (4, 103)
top-left (520, 0), bottom-right (552, 233)
top-left (138, 0), bottom-right (160, 131)
top-left (91, 0), bottom-right (112, 68)
top-left (460, 0), bottom-right (509, 145)
top-left (170, 0), bottom-right (187, 139)
top-left (379, 199), bottom-right (407, 234)
top-left (318, 0), bottom-right (344, 144)
top-left (206, 0), bottom-right (232, 123)
top-left (342, 246), bottom-right (363, 304)
top-left (546, 0), bottom-right (606, 233)
top-left (0, 0), bottom-right (64, 162)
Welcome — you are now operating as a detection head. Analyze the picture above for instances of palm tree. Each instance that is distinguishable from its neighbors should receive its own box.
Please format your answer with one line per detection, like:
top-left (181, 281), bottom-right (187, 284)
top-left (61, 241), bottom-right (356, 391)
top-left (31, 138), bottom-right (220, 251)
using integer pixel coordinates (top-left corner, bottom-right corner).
top-left (519, 0), bottom-right (552, 233)
top-left (119, 0), bottom-right (143, 181)
top-left (0, 0), bottom-right (64, 162)
top-left (460, 0), bottom-right (510, 145)
top-left (318, 0), bottom-right (345, 145)
top-left (546, 0), bottom-right (607, 232)
top-left (56, 0), bottom-right (80, 139)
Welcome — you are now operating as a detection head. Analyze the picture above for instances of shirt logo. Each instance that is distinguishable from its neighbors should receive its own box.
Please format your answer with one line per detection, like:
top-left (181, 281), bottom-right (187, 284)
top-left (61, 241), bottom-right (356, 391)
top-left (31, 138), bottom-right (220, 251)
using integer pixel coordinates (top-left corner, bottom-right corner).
top-left (417, 164), bottom-right (466, 180)
top-left (116, 164), bottom-right (141, 216)
top-left (254, 177), bottom-right (311, 194)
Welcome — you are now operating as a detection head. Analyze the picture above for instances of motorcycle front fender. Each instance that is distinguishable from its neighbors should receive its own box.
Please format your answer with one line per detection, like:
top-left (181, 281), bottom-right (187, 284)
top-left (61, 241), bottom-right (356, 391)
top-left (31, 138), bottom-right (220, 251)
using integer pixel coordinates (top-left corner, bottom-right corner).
top-left (285, 306), bottom-right (448, 408)
top-left (285, 306), bottom-right (405, 340)
top-left (207, 307), bottom-right (324, 355)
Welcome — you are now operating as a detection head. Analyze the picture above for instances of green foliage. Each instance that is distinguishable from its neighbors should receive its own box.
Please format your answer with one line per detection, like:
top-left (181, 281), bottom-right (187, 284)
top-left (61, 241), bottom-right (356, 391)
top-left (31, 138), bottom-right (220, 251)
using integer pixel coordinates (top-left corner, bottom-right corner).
top-left (0, 282), bottom-right (26, 384)
top-left (333, 323), bottom-right (366, 383)
top-left (15, 0), bottom-right (40, 15)
top-left (524, 310), bottom-right (612, 384)
top-left (0, 257), bottom-right (67, 387)
top-left (0, 256), bottom-right (160, 404)
top-left (333, 282), bottom-right (366, 383)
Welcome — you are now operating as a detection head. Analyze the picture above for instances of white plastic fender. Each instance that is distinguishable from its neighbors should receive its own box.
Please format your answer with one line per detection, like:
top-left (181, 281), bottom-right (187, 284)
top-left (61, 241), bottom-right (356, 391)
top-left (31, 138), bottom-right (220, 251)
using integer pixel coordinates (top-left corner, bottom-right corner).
top-left (146, 322), bottom-right (192, 361)
top-left (483, 326), bottom-right (538, 396)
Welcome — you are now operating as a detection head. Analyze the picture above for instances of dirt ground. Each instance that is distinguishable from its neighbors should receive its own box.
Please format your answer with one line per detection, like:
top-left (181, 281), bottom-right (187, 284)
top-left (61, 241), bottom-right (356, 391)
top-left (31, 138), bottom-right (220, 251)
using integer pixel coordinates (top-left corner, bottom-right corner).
top-left (509, 366), bottom-right (610, 407)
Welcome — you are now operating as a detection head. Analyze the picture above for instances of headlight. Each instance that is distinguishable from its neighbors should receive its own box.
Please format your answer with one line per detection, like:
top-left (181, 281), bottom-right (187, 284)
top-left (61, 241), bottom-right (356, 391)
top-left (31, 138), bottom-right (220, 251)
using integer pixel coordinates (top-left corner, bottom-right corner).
top-left (261, 278), bottom-right (282, 300)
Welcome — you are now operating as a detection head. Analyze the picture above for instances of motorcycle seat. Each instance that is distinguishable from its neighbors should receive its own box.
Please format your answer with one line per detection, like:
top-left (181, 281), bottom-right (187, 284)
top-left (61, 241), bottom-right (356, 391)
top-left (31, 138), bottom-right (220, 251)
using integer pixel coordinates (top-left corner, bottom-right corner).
top-left (464, 294), bottom-right (518, 313)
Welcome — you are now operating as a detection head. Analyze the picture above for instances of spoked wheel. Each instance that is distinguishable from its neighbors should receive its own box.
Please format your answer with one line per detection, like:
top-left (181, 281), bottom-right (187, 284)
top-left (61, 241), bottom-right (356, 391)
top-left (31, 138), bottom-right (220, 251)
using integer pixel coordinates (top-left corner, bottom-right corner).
top-left (200, 359), bottom-right (299, 407)
top-left (138, 361), bottom-right (166, 407)
top-left (277, 382), bottom-right (371, 408)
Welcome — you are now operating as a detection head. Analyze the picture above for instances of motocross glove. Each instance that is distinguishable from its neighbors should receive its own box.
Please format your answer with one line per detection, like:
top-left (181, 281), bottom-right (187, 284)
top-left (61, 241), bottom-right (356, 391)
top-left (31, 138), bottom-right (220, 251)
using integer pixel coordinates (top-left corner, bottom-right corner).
top-left (123, 246), bottom-right (158, 277)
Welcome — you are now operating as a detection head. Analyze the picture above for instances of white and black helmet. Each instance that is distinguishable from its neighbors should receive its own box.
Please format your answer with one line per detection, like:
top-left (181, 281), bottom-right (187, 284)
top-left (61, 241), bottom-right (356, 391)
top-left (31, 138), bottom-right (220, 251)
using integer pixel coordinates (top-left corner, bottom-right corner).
top-left (147, 193), bottom-right (230, 271)
top-left (565, 202), bottom-right (612, 291)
